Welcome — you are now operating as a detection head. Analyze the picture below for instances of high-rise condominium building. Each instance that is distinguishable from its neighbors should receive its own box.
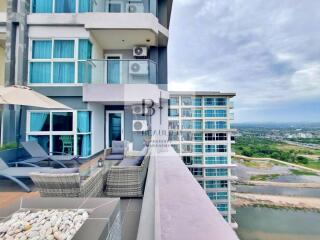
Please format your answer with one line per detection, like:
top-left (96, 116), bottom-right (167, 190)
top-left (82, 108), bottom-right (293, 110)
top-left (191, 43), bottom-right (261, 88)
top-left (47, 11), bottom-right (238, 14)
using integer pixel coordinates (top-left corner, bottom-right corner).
top-left (2, 0), bottom-right (172, 153)
top-left (168, 91), bottom-right (237, 226)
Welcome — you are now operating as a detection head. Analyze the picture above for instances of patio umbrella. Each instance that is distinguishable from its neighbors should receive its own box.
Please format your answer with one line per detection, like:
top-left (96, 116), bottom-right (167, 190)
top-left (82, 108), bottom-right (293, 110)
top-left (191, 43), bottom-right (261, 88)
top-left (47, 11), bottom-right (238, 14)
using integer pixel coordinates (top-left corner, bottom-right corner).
top-left (0, 85), bottom-right (71, 148)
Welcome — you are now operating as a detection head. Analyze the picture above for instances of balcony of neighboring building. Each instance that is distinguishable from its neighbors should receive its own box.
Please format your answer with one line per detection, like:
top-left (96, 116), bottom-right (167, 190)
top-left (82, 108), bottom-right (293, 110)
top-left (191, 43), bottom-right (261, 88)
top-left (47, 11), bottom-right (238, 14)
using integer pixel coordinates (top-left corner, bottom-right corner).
top-left (27, 0), bottom-right (170, 47)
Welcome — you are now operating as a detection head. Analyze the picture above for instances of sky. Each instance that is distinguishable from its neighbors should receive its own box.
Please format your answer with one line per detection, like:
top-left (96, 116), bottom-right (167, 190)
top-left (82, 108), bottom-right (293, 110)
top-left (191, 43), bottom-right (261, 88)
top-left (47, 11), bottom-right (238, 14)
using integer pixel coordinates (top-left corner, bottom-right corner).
top-left (168, 0), bottom-right (320, 123)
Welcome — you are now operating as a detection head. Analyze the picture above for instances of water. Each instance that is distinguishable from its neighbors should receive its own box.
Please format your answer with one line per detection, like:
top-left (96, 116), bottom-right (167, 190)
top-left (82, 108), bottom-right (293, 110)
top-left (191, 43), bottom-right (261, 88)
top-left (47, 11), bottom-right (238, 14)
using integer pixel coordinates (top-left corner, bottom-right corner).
top-left (236, 184), bottom-right (320, 198)
top-left (235, 207), bottom-right (320, 240)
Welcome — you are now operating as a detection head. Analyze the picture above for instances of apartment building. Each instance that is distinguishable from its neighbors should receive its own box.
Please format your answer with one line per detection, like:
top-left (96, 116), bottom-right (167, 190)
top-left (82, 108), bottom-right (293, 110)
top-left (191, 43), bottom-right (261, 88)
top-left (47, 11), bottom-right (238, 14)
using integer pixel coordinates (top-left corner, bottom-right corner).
top-left (2, 0), bottom-right (172, 154)
top-left (0, 1), bottom-right (6, 86)
top-left (168, 91), bottom-right (237, 226)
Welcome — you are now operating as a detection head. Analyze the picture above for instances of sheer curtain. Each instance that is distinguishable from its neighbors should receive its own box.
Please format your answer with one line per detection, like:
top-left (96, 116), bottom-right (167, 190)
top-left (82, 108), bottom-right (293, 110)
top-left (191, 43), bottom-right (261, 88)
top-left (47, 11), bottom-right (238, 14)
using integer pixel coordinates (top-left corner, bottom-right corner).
top-left (54, 40), bottom-right (74, 58)
top-left (55, 0), bottom-right (76, 13)
top-left (32, 40), bottom-right (52, 59)
top-left (77, 111), bottom-right (91, 156)
top-left (78, 40), bottom-right (92, 83)
top-left (79, 0), bottom-right (92, 12)
top-left (30, 112), bottom-right (48, 131)
top-left (30, 63), bottom-right (51, 83)
top-left (107, 60), bottom-right (120, 84)
top-left (32, 0), bottom-right (53, 13)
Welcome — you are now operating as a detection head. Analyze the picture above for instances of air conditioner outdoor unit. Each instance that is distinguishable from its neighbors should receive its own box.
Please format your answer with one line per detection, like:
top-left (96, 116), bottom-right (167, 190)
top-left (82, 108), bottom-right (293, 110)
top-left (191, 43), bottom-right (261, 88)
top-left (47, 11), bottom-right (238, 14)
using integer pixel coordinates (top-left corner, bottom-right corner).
top-left (126, 3), bottom-right (144, 13)
top-left (132, 104), bottom-right (146, 115)
top-left (133, 46), bottom-right (148, 57)
top-left (133, 120), bottom-right (148, 132)
top-left (129, 61), bottom-right (149, 75)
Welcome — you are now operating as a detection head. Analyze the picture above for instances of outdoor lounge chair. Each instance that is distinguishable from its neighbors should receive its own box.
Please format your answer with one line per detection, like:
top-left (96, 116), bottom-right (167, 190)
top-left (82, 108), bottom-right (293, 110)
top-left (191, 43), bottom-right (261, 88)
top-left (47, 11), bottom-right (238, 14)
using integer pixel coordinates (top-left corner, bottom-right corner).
top-left (0, 159), bottom-right (52, 192)
top-left (30, 168), bottom-right (104, 198)
top-left (105, 141), bottom-right (127, 161)
top-left (104, 148), bottom-right (150, 198)
top-left (21, 141), bottom-right (80, 168)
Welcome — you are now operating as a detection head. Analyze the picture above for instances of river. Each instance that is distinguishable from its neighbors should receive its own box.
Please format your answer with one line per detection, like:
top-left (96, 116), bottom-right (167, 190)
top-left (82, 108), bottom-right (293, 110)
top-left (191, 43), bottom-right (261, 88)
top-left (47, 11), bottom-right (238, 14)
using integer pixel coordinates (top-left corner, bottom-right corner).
top-left (235, 207), bottom-right (320, 240)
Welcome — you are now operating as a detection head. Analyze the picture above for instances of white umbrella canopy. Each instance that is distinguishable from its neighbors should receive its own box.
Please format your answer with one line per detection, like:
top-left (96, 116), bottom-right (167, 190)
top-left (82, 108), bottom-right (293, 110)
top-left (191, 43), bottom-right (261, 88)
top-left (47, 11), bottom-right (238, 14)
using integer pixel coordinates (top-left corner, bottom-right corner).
top-left (0, 85), bottom-right (71, 109)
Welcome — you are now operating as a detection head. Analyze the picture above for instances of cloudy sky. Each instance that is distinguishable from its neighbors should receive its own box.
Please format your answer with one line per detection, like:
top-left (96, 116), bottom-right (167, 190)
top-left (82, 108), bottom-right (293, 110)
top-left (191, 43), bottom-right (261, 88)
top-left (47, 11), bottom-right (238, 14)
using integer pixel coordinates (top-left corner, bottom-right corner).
top-left (168, 0), bottom-right (320, 123)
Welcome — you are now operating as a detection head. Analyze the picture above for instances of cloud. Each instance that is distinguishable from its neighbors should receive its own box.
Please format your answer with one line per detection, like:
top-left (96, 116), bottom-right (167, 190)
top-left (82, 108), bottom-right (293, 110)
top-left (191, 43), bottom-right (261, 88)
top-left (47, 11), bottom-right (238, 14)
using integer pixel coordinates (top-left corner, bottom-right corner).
top-left (168, 0), bottom-right (320, 122)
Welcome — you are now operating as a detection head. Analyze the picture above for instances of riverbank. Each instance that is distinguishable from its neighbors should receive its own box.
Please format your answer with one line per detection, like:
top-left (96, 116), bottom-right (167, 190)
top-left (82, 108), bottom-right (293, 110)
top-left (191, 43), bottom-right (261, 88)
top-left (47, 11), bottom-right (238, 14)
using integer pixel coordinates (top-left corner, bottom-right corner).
top-left (238, 180), bottom-right (320, 188)
top-left (234, 192), bottom-right (320, 211)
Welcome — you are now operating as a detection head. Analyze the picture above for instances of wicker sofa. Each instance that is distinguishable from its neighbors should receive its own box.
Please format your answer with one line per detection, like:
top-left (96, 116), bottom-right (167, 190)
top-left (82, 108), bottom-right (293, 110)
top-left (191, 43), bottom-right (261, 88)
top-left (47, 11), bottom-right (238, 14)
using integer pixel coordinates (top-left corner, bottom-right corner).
top-left (104, 148), bottom-right (150, 198)
top-left (30, 168), bottom-right (104, 198)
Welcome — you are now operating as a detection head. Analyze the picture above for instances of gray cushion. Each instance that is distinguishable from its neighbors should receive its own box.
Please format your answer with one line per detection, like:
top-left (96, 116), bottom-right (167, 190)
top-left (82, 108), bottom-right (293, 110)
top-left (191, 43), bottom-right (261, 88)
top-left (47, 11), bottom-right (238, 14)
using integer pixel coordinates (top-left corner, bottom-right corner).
top-left (112, 141), bottom-right (124, 154)
top-left (119, 158), bottom-right (140, 166)
top-left (106, 154), bottom-right (124, 160)
top-left (0, 159), bottom-right (8, 170)
top-left (39, 167), bottom-right (79, 174)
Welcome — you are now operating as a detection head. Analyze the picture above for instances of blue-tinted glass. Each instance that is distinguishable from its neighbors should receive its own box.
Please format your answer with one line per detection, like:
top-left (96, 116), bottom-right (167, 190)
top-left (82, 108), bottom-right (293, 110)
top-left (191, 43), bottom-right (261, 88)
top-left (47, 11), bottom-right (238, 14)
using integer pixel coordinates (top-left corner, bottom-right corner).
top-left (29, 135), bottom-right (50, 153)
top-left (32, 0), bottom-right (53, 13)
top-left (53, 62), bottom-right (75, 83)
top-left (216, 110), bottom-right (227, 117)
top-left (55, 0), bottom-right (75, 13)
top-left (32, 40), bottom-right (52, 59)
top-left (30, 112), bottom-right (50, 131)
top-left (107, 59), bottom-right (121, 84)
top-left (78, 40), bottom-right (92, 83)
top-left (77, 111), bottom-right (91, 133)
top-left (54, 40), bottom-right (74, 58)
top-left (30, 62), bottom-right (51, 83)
top-left (79, 0), bottom-right (92, 12)
top-left (192, 97), bottom-right (202, 106)
top-left (78, 134), bottom-right (91, 156)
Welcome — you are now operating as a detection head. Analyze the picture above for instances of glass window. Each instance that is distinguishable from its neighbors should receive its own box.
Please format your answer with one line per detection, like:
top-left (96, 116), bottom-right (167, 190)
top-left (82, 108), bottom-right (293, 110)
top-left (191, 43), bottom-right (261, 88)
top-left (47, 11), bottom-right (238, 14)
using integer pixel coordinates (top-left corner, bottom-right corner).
top-left (206, 169), bottom-right (228, 176)
top-left (192, 97), bottom-right (202, 106)
top-left (77, 111), bottom-right (91, 133)
top-left (204, 109), bottom-right (215, 117)
top-left (169, 120), bottom-right (179, 130)
top-left (77, 134), bottom-right (91, 156)
top-left (169, 97), bottom-right (179, 106)
top-left (217, 145), bottom-right (227, 152)
top-left (205, 156), bottom-right (228, 164)
top-left (182, 144), bottom-right (192, 153)
top-left (198, 180), bottom-right (204, 188)
top-left (192, 109), bottom-right (202, 118)
top-left (172, 144), bottom-right (180, 153)
top-left (169, 109), bottom-right (179, 117)
top-left (55, 0), bottom-right (76, 13)
top-left (193, 132), bottom-right (202, 141)
top-left (30, 62), bottom-right (51, 83)
top-left (28, 135), bottom-right (50, 153)
top-left (79, 0), bottom-right (93, 12)
top-left (204, 97), bottom-right (215, 106)
top-left (53, 62), bottom-right (75, 83)
top-left (217, 203), bottom-right (228, 212)
top-left (181, 131), bottom-right (192, 141)
top-left (32, 40), bottom-right (52, 59)
top-left (216, 98), bottom-right (227, 106)
top-left (193, 144), bottom-right (202, 153)
top-left (54, 40), bottom-right (75, 58)
top-left (189, 168), bottom-right (203, 176)
top-left (205, 145), bottom-right (216, 153)
top-left (182, 120), bottom-right (192, 129)
top-left (32, 0), bottom-right (53, 13)
top-left (216, 121), bottom-right (227, 129)
top-left (53, 135), bottom-right (74, 154)
top-left (193, 120), bottom-right (202, 129)
top-left (181, 96), bottom-right (192, 106)
top-left (216, 110), bottom-right (227, 117)
top-left (181, 108), bottom-right (192, 117)
top-left (52, 112), bottom-right (73, 131)
top-left (193, 156), bottom-right (202, 164)
top-left (30, 112), bottom-right (50, 131)
top-left (183, 156), bottom-right (192, 165)
top-left (108, 2), bottom-right (122, 12)
top-left (78, 39), bottom-right (92, 83)
top-left (205, 180), bottom-right (228, 189)
top-left (169, 131), bottom-right (179, 141)
top-left (205, 121), bottom-right (215, 129)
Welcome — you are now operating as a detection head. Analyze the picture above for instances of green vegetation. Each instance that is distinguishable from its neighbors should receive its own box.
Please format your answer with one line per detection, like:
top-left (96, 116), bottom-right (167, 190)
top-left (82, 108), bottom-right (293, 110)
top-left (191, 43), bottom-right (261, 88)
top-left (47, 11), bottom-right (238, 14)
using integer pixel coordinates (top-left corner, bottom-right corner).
top-left (250, 174), bottom-right (280, 181)
top-left (289, 138), bottom-right (320, 145)
top-left (0, 143), bottom-right (17, 151)
top-left (234, 136), bottom-right (320, 170)
top-left (290, 169), bottom-right (318, 176)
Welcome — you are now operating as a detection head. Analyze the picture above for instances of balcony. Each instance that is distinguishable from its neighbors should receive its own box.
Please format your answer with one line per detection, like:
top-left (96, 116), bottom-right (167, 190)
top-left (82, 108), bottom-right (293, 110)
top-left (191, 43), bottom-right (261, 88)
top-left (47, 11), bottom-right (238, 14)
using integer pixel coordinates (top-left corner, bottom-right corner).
top-left (82, 59), bottom-right (168, 104)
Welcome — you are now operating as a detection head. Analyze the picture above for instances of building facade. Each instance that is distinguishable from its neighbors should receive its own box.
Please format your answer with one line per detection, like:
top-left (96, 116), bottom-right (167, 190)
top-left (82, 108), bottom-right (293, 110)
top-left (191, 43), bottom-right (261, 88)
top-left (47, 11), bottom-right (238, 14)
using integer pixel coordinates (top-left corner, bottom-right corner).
top-left (2, 0), bottom-right (172, 156)
top-left (168, 91), bottom-right (237, 225)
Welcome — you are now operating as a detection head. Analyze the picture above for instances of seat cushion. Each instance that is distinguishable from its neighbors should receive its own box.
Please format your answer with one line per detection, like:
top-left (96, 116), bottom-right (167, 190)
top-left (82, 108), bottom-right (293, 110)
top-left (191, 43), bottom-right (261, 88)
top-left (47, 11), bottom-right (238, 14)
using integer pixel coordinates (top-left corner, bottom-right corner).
top-left (111, 141), bottom-right (124, 154)
top-left (119, 156), bottom-right (144, 166)
top-left (38, 167), bottom-right (79, 174)
top-left (106, 154), bottom-right (124, 160)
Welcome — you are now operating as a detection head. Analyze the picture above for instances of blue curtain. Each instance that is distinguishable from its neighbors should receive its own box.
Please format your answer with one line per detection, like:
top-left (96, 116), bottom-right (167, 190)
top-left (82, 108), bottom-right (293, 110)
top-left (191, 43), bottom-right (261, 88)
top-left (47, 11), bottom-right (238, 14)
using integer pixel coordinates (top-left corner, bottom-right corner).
top-left (32, 0), bottom-right (53, 13)
top-left (77, 111), bottom-right (90, 132)
top-left (53, 62), bottom-right (75, 83)
top-left (30, 112), bottom-right (48, 131)
top-left (107, 60), bottom-right (120, 83)
top-left (79, 0), bottom-right (92, 12)
top-left (80, 135), bottom-right (91, 156)
top-left (30, 62), bottom-right (51, 83)
top-left (54, 40), bottom-right (74, 58)
top-left (32, 40), bottom-right (52, 59)
top-left (55, 0), bottom-right (76, 13)
top-left (78, 40), bottom-right (92, 83)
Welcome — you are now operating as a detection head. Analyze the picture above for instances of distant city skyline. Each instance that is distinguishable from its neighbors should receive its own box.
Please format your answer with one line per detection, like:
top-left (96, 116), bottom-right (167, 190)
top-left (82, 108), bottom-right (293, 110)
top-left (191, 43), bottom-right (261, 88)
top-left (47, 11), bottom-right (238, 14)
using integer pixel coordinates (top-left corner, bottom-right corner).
top-left (168, 0), bottom-right (320, 123)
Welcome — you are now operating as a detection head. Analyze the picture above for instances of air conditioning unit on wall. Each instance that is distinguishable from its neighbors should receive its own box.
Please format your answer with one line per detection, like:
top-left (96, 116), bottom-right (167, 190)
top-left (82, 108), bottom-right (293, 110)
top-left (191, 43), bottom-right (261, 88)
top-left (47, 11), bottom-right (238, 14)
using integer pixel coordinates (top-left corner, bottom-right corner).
top-left (132, 104), bottom-right (146, 115)
top-left (133, 46), bottom-right (148, 57)
top-left (126, 3), bottom-right (145, 13)
top-left (129, 61), bottom-right (149, 75)
top-left (133, 120), bottom-right (148, 132)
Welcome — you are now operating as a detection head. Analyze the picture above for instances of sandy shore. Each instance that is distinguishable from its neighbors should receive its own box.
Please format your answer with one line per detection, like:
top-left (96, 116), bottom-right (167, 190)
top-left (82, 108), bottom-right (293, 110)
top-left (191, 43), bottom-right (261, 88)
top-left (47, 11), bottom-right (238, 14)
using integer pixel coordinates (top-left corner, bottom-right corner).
top-left (234, 192), bottom-right (320, 210)
top-left (238, 180), bottom-right (320, 188)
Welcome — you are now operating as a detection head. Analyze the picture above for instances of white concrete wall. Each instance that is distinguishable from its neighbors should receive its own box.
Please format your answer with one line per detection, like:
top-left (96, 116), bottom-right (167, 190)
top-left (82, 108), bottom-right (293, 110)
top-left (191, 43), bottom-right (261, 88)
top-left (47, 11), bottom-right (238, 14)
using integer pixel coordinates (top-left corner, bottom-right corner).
top-left (88, 102), bottom-right (105, 153)
top-left (0, 46), bottom-right (5, 86)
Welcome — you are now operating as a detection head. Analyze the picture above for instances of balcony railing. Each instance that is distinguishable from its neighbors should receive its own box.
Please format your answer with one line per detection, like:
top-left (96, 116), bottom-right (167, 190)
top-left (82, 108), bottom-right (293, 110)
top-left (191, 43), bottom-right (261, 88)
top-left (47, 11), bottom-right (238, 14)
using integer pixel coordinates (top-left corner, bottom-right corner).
top-left (81, 59), bottom-right (157, 84)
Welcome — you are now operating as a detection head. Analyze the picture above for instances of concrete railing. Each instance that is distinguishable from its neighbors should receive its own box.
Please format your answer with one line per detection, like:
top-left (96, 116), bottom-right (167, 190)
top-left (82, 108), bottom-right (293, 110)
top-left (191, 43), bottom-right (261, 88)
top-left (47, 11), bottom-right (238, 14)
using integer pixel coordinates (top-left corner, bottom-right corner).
top-left (137, 146), bottom-right (239, 240)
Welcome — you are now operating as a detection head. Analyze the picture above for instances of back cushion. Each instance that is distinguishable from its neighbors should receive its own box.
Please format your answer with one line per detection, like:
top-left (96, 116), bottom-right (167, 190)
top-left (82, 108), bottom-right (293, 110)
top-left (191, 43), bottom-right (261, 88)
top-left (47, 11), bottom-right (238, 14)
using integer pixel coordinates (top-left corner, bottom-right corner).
top-left (112, 141), bottom-right (124, 154)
